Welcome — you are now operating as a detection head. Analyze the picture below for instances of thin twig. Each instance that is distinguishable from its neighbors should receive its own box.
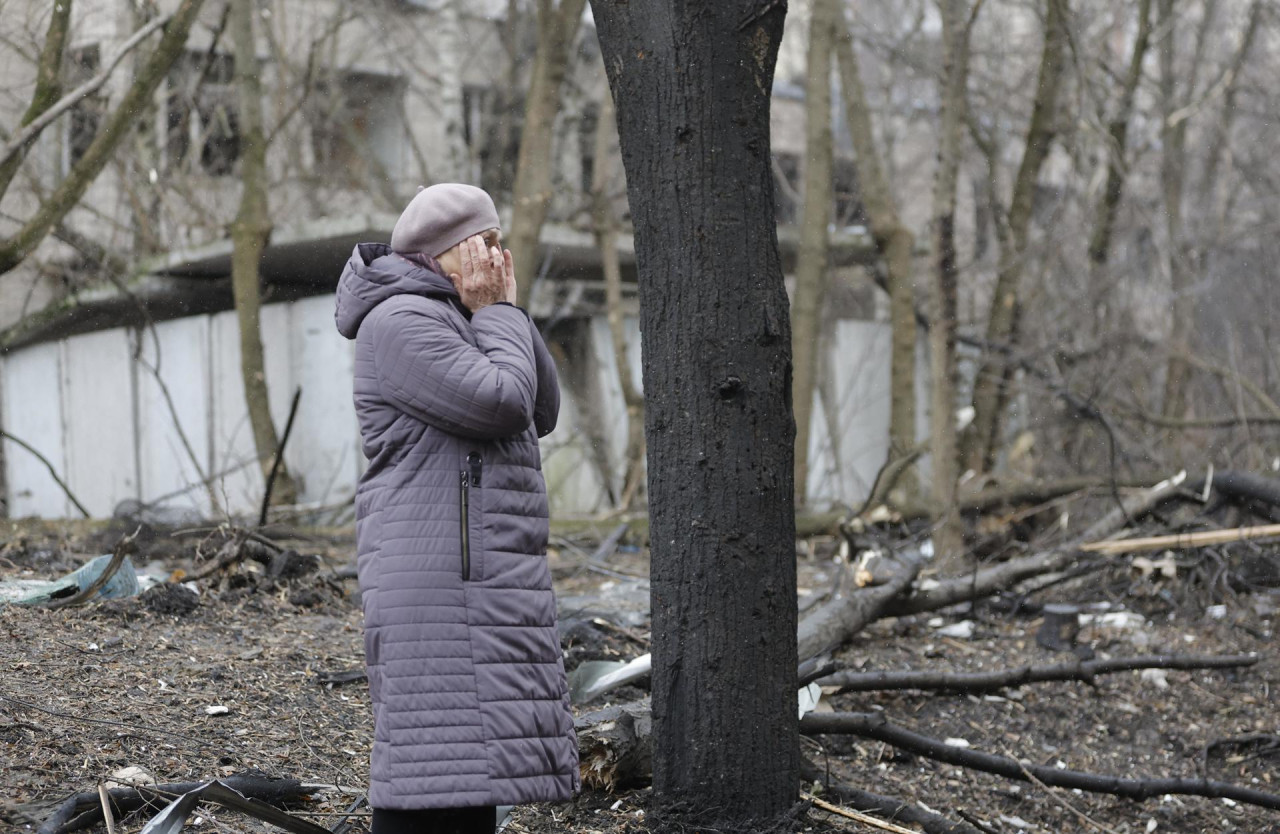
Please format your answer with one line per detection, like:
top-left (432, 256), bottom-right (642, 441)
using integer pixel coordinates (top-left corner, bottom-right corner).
top-left (803, 792), bottom-right (921, 834)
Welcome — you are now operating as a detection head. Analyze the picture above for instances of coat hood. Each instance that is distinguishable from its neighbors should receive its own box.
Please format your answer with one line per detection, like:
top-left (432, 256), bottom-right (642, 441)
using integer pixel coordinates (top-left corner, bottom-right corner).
top-left (335, 243), bottom-right (458, 339)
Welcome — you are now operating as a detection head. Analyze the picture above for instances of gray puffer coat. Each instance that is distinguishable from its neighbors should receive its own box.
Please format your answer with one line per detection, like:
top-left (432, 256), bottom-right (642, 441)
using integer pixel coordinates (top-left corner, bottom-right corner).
top-left (335, 243), bottom-right (579, 810)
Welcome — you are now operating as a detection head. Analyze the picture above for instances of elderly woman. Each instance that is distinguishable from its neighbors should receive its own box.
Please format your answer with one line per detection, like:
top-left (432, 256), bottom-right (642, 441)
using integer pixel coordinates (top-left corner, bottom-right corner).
top-left (335, 184), bottom-right (579, 834)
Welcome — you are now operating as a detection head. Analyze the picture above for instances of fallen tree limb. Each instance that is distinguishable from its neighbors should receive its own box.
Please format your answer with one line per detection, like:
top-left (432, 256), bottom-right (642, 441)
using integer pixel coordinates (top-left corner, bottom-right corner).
top-left (797, 548), bottom-right (927, 662)
top-left (883, 474), bottom-right (1186, 617)
top-left (35, 774), bottom-right (309, 834)
top-left (575, 699), bottom-right (652, 790)
top-left (800, 712), bottom-right (1280, 812)
top-left (802, 792), bottom-right (924, 834)
top-left (818, 653), bottom-right (1259, 694)
top-left (803, 757), bottom-right (982, 834)
top-left (1187, 470), bottom-right (1280, 512)
top-left (883, 547), bottom-right (1079, 617)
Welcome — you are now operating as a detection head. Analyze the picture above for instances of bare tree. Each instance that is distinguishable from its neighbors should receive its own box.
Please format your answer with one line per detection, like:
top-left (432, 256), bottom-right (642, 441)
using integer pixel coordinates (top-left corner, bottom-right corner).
top-left (509, 0), bottom-right (588, 307)
top-left (792, 0), bottom-right (836, 508)
top-left (962, 0), bottom-right (1069, 475)
top-left (231, 0), bottom-right (296, 507)
top-left (834, 4), bottom-right (918, 494)
top-left (928, 0), bottom-right (976, 563)
top-left (588, 89), bottom-right (645, 511)
top-left (0, 0), bottom-right (209, 278)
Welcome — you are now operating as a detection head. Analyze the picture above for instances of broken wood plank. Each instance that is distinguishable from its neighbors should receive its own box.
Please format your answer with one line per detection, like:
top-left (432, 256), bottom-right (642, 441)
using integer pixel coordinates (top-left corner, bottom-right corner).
top-left (1082, 523), bottom-right (1280, 555)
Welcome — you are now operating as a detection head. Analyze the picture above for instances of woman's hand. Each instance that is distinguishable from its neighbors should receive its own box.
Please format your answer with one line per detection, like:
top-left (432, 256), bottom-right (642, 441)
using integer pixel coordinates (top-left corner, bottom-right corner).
top-left (458, 235), bottom-right (516, 311)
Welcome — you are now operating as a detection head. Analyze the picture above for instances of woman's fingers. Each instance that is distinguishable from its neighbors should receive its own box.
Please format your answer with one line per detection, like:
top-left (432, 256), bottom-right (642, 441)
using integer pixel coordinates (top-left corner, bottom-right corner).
top-left (503, 249), bottom-right (516, 303)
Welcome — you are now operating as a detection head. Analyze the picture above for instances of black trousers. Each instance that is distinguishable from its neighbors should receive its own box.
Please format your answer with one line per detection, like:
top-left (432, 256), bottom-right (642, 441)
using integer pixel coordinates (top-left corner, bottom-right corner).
top-left (370, 806), bottom-right (495, 834)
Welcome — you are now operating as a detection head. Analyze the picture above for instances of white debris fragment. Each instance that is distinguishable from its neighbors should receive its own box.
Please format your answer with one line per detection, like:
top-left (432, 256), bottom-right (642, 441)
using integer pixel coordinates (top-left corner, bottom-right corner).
top-left (204, 705), bottom-right (230, 716)
top-left (1146, 819), bottom-right (1158, 833)
top-left (1206, 604), bottom-right (1227, 620)
top-left (999, 814), bottom-right (1031, 829)
top-left (943, 738), bottom-right (971, 748)
top-left (1081, 611), bottom-right (1146, 629)
top-left (610, 800), bottom-right (623, 811)
top-left (107, 766), bottom-right (155, 787)
top-left (1141, 668), bottom-right (1170, 690)
top-left (935, 620), bottom-right (975, 639)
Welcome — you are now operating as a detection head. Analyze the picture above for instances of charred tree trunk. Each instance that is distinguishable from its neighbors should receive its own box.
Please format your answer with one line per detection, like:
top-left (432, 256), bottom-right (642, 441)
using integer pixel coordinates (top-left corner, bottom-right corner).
top-left (928, 0), bottom-right (974, 564)
top-left (791, 0), bottom-right (836, 508)
top-left (590, 0), bottom-right (799, 820)
top-left (509, 0), bottom-right (588, 308)
top-left (589, 90), bottom-right (646, 509)
top-left (834, 10), bottom-right (917, 493)
top-left (231, 0), bottom-right (295, 506)
top-left (963, 0), bottom-right (1068, 474)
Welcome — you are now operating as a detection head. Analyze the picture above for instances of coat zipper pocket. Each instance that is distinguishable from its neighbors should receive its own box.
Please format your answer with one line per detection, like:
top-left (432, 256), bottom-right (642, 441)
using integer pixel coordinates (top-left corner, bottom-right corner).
top-left (459, 470), bottom-right (471, 581)
top-left (459, 453), bottom-right (483, 581)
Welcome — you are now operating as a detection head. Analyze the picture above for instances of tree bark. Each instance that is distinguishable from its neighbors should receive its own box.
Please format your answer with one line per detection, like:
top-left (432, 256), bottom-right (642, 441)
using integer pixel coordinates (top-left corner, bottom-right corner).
top-left (963, 0), bottom-right (1068, 474)
top-left (589, 90), bottom-right (645, 510)
top-left (791, 0), bottom-right (836, 508)
top-left (1157, 0), bottom-right (1191, 423)
top-left (834, 11), bottom-right (917, 491)
top-left (928, 0), bottom-right (974, 564)
top-left (0, 0), bottom-right (208, 278)
top-left (231, 0), bottom-right (296, 506)
top-left (590, 0), bottom-right (799, 819)
top-left (509, 0), bottom-right (588, 307)
top-left (0, 0), bottom-right (72, 198)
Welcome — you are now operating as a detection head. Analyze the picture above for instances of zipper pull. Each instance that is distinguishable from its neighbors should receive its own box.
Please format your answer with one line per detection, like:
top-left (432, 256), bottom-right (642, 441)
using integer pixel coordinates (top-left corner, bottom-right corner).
top-left (460, 469), bottom-right (469, 488)
top-left (467, 452), bottom-right (483, 488)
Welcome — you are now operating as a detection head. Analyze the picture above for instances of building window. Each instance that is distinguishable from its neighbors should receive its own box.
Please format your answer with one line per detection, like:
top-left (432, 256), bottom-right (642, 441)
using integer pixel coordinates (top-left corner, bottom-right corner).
top-left (165, 53), bottom-right (240, 176)
top-left (309, 71), bottom-right (404, 184)
top-left (64, 46), bottom-right (103, 171)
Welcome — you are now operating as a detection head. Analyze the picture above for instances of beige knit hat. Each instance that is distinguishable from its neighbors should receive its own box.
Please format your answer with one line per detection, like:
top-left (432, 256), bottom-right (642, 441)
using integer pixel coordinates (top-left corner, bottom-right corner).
top-left (390, 183), bottom-right (501, 257)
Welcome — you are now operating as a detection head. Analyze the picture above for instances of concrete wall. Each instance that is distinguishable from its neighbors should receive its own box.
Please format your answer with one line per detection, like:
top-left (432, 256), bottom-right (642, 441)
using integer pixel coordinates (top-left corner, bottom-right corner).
top-left (2, 296), bottom-right (913, 520)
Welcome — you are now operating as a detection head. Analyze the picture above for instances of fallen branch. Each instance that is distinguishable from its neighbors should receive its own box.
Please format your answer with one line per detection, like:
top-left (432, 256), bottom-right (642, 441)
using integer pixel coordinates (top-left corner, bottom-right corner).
top-left (818, 653), bottom-right (1259, 694)
top-left (799, 757), bottom-right (982, 834)
top-left (883, 547), bottom-right (1079, 617)
top-left (797, 548), bottom-right (927, 662)
top-left (575, 698), bottom-right (652, 790)
top-left (36, 774), bottom-right (310, 834)
top-left (802, 792), bottom-right (922, 834)
top-left (1082, 523), bottom-right (1280, 555)
top-left (883, 474), bottom-right (1186, 617)
top-left (800, 711), bottom-right (1280, 811)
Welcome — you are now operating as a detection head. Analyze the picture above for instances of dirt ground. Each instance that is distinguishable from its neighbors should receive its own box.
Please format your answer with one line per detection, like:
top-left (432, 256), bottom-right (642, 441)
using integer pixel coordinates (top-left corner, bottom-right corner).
top-left (1, 518), bottom-right (1277, 834)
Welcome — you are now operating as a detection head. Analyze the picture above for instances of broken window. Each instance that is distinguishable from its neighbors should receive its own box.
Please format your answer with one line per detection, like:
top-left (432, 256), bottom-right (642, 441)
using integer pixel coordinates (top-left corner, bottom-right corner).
top-left (64, 45), bottom-right (103, 171)
top-left (309, 71), bottom-right (404, 185)
top-left (164, 52), bottom-right (240, 176)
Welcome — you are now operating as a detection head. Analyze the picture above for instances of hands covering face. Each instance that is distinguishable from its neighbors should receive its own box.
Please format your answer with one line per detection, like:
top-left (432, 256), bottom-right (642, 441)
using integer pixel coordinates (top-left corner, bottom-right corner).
top-left (456, 235), bottom-right (517, 312)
